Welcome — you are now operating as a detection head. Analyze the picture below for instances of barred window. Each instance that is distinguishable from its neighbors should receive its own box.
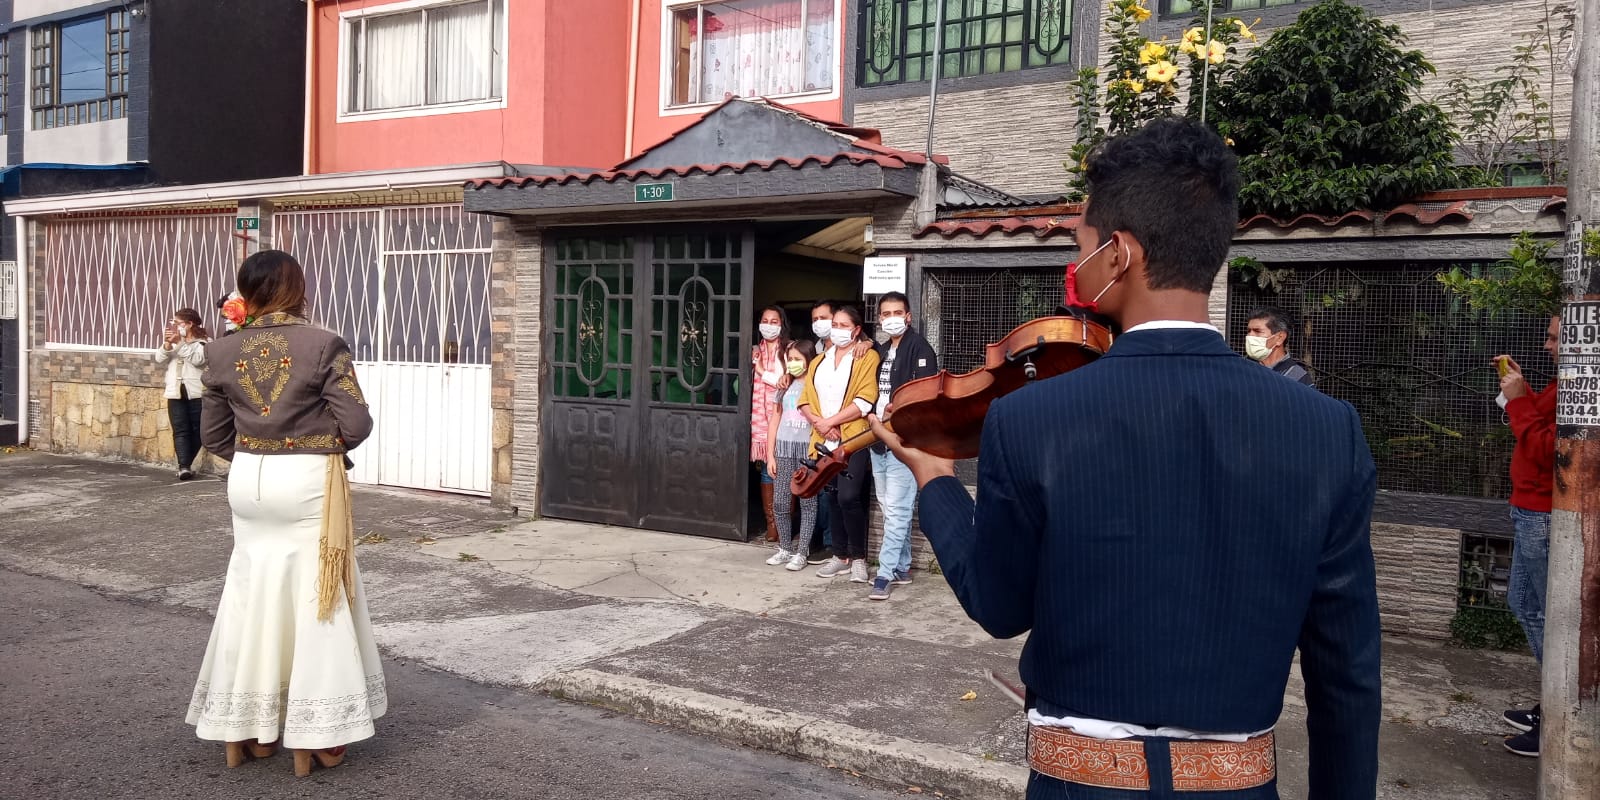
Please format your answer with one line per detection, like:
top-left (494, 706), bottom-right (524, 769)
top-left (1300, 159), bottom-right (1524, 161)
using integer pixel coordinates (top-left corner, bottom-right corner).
top-left (30, 10), bottom-right (131, 130)
top-left (859, 0), bottom-right (1072, 88)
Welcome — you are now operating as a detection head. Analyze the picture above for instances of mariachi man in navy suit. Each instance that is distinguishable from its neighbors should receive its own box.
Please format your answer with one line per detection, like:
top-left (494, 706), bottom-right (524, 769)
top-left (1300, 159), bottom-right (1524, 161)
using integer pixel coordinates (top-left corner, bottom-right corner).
top-left (868, 118), bottom-right (1380, 799)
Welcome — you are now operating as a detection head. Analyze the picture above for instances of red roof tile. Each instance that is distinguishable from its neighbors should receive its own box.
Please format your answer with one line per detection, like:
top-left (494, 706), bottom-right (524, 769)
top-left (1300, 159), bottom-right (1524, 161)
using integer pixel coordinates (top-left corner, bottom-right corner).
top-left (466, 152), bottom-right (917, 190)
top-left (917, 189), bottom-right (1566, 241)
top-left (1237, 210), bottom-right (1375, 230)
top-left (920, 216), bottom-right (1080, 239)
top-left (1384, 200), bottom-right (1473, 226)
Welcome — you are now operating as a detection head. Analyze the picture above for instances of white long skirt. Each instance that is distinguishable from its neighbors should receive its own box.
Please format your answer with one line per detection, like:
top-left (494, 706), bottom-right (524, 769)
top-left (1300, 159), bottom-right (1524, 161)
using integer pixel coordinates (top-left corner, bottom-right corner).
top-left (185, 452), bottom-right (387, 748)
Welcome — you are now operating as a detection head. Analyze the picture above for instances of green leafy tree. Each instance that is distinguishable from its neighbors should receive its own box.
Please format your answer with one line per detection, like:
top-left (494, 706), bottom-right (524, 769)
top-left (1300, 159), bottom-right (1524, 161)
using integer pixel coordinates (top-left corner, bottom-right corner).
top-left (1211, 0), bottom-right (1466, 217)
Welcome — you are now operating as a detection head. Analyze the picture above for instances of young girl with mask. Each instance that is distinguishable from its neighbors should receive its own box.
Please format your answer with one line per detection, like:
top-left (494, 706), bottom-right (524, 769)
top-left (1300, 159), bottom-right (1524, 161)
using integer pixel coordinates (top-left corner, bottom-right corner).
top-left (155, 308), bottom-right (211, 480)
top-left (764, 340), bottom-right (819, 569)
top-left (751, 306), bottom-right (791, 541)
top-left (798, 306), bottom-right (880, 582)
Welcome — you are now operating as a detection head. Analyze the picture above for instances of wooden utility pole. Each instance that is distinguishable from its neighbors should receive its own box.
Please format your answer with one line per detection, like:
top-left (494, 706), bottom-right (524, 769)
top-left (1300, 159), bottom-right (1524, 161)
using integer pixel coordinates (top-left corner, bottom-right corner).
top-left (1542, 0), bottom-right (1600, 795)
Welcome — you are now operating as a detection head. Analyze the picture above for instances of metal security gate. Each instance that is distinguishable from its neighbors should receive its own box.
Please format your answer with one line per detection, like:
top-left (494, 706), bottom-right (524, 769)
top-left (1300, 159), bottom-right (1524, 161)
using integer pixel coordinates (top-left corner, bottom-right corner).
top-left (544, 229), bottom-right (753, 539)
top-left (278, 205), bottom-right (493, 495)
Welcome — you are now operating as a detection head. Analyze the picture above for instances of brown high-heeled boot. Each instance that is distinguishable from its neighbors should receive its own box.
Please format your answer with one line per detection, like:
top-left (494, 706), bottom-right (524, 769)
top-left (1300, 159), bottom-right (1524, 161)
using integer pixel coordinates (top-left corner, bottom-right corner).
top-left (761, 482), bottom-right (778, 542)
top-left (292, 746), bottom-right (347, 777)
top-left (223, 739), bottom-right (277, 768)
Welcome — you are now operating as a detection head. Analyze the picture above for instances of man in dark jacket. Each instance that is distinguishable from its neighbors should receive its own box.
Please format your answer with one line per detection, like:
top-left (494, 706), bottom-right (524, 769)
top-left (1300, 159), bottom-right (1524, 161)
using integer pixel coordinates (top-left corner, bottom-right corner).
top-left (866, 291), bottom-right (938, 600)
top-left (869, 118), bottom-right (1381, 798)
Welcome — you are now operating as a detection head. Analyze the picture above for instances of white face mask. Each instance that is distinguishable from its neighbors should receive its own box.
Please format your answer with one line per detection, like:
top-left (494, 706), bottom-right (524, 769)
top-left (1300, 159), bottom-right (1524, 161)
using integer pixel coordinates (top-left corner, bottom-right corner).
top-left (1244, 335), bottom-right (1272, 361)
top-left (811, 319), bottom-right (833, 339)
top-left (880, 317), bottom-right (908, 337)
top-left (829, 328), bottom-right (855, 348)
top-left (758, 323), bottom-right (781, 341)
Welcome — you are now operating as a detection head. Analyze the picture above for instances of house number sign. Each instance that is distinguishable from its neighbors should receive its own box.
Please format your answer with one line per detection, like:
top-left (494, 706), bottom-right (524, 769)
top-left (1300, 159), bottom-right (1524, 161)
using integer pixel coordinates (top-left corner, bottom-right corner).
top-left (635, 183), bottom-right (675, 203)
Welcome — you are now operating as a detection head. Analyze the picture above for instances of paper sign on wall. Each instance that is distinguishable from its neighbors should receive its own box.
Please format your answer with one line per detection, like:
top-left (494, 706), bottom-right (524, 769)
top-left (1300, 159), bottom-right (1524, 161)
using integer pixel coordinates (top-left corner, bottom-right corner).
top-left (862, 256), bottom-right (907, 294)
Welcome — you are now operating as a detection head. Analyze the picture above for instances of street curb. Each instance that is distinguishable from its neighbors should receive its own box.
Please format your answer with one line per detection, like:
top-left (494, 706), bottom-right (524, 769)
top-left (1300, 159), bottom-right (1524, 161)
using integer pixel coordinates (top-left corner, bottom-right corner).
top-left (539, 668), bottom-right (1029, 800)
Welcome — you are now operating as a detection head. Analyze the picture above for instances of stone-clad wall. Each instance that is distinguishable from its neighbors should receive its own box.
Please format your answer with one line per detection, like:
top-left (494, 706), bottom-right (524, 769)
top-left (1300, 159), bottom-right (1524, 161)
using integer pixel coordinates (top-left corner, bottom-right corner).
top-left (853, 80), bottom-right (1077, 197)
top-left (34, 352), bottom-right (227, 474)
top-left (1372, 522), bottom-right (1463, 640)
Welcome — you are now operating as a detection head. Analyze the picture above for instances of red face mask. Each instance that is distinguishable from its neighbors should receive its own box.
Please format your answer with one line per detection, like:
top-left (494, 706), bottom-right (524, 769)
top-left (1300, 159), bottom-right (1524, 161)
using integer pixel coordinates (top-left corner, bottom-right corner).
top-left (1063, 239), bottom-right (1117, 312)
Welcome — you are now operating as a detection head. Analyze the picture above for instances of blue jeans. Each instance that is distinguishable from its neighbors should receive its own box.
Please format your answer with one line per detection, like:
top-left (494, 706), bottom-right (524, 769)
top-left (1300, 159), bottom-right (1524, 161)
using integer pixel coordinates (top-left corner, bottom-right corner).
top-left (871, 448), bottom-right (918, 581)
top-left (1509, 506), bottom-right (1550, 662)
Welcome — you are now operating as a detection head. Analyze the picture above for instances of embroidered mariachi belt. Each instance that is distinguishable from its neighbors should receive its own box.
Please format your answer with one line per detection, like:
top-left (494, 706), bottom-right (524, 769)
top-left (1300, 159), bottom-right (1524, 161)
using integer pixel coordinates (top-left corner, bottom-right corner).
top-left (1027, 725), bottom-right (1275, 792)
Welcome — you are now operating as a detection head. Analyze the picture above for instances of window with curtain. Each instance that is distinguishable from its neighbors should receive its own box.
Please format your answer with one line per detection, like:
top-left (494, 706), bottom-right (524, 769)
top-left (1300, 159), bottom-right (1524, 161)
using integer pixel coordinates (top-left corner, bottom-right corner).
top-left (30, 10), bottom-right (130, 129)
top-left (345, 0), bottom-right (505, 114)
top-left (668, 0), bottom-right (837, 107)
top-left (858, 0), bottom-right (1071, 88)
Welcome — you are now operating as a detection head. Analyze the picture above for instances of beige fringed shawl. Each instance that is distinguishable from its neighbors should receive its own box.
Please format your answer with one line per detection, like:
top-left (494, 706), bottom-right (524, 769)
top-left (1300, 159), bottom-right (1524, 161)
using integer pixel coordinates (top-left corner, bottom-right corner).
top-left (317, 453), bottom-right (356, 622)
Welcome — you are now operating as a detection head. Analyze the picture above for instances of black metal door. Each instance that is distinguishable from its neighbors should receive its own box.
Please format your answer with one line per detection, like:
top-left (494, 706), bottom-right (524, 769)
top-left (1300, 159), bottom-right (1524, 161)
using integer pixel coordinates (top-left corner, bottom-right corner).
top-left (543, 229), bottom-right (753, 539)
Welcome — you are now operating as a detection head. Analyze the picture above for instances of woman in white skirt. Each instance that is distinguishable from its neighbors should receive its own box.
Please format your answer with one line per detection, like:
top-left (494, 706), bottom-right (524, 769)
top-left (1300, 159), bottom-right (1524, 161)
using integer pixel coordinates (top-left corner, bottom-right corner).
top-left (190, 249), bottom-right (385, 777)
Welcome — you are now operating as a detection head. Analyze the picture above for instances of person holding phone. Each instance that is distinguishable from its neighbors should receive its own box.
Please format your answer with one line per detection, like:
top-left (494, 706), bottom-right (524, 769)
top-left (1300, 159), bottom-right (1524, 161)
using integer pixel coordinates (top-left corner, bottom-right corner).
top-left (154, 308), bottom-right (211, 480)
top-left (1493, 315), bottom-right (1561, 757)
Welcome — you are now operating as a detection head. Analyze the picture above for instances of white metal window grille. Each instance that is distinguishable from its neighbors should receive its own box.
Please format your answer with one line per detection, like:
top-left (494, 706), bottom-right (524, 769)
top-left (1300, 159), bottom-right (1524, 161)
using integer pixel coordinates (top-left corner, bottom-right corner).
top-left (344, 0), bottom-right (505, 115)
top-left (0, 261), bottom-right (17, 320)
top-left (276, 204), bottom-right (492, 363)
top-left (275, 204), bottom-right (495, 495)
top-left (45, 214), bottom-right (236, 349)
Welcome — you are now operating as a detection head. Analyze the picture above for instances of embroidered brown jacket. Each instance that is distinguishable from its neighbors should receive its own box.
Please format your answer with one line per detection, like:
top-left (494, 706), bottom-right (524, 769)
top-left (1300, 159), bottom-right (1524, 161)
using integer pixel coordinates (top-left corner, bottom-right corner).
top-left (200, 313), bottom-right (373, 460)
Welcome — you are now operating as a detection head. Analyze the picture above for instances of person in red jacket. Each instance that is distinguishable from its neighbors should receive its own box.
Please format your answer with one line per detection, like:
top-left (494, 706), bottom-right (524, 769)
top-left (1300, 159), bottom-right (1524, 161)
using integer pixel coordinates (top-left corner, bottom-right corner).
top-left (1494, 314), bottom-right (1560, 758)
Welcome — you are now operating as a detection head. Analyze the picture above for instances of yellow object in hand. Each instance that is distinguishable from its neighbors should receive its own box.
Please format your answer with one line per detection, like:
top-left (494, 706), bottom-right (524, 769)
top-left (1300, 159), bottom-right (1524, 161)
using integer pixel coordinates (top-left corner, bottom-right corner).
top-left (1497, 358), bottom-right (1510, 378)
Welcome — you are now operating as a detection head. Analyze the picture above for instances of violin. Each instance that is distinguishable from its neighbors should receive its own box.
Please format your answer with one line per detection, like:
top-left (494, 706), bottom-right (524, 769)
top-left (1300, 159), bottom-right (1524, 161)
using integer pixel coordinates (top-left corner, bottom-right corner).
top-left (788, 313), bottom-right (1113, 499)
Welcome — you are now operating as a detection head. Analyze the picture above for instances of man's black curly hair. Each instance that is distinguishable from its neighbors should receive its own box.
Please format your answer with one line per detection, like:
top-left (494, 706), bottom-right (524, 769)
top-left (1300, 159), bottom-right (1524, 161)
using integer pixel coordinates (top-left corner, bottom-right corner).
top-left (1083, 117), bottom-right (1239, 293)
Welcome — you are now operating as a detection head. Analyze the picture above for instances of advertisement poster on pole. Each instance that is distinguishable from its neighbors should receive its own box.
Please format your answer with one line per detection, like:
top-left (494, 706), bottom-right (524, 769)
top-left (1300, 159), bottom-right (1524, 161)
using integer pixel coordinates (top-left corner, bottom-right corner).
top-left (1557, 301), bottom-right (1600, 429)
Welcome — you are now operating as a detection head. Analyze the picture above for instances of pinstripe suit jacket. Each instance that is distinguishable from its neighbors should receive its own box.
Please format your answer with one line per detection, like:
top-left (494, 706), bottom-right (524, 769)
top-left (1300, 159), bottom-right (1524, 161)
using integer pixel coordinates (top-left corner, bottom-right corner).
top-left (920, 328), bottom-right (1380, 800)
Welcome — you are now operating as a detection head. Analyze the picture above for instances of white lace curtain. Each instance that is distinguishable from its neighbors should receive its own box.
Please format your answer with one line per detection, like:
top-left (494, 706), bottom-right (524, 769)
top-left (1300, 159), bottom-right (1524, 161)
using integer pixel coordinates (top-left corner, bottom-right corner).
top-left (688, 0), bottom-right (835, 105)
top-left (354, 0), bottom-right (500, 112)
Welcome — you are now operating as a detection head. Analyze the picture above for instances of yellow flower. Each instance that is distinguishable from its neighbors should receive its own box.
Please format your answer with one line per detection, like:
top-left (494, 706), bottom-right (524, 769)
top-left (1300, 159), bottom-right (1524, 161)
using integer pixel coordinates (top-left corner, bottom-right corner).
top-left (1207, 40), bottom-right (1227, 64)
top-left (1224, 137), bottom-right (1236, 146)
top-left (1138, 41), bottom-right (1169, 64)
top-left (1128, 2), bottom-right (1151, 22)
top-left (1183, 28), bottom-right (1204, 45)
top-left (1145, 60), bottom-right (1178, 84)
top-left (1123, 79), bottom-right (1146, 93)
top-left (1235, 19), bottom-right (1257, 41)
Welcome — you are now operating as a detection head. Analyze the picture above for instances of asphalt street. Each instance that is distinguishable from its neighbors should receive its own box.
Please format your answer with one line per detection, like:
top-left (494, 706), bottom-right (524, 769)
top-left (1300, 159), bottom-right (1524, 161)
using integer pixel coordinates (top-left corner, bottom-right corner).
top-left (0, 569), bottom-right (905, 800)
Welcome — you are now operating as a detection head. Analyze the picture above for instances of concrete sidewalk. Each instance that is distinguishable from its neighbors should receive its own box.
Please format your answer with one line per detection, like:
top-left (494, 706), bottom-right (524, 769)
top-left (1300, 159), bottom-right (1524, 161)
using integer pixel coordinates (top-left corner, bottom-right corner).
top-left (0, 450), bottom-right (1538, 799)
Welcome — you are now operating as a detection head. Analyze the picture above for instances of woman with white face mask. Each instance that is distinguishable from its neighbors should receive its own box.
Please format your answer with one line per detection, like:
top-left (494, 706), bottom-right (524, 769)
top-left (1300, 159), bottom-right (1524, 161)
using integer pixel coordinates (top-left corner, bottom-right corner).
top-left (751, 306), bottom-right (791, 542)
top-left (154, 308), bottom-right (211, 480)
top-left (797, 306), bottom-right (881, 583)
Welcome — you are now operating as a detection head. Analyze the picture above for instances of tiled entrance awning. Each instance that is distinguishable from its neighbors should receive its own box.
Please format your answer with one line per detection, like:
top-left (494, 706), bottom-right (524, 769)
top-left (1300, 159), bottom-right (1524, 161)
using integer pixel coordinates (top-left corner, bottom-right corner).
top-left (462, 98), bottom-right (931, 217)
top-left (464, 151), bottom-right (922, 215)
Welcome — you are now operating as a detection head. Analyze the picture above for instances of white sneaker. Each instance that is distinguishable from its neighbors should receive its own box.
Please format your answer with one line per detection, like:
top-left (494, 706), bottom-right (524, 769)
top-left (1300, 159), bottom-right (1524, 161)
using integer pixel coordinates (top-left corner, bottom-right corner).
top-left (786, 554), bottom-right (807, 571)
top-left (850, 559), bottom-right (870, 583)
top-left (766, 548), bottom-right (793, 566)
top-left (816, 557), bottom-right (850, 578)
